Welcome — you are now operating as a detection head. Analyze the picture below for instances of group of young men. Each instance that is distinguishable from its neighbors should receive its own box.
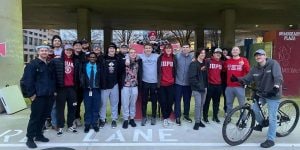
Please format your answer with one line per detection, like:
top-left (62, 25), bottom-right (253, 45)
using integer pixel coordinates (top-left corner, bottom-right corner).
top-left (22, 33), bottom-right (283, 149)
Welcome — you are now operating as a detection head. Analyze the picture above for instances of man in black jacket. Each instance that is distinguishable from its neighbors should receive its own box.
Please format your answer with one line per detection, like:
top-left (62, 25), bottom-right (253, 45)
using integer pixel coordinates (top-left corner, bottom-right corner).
top-left (23, 45), bottom-right (55, 149)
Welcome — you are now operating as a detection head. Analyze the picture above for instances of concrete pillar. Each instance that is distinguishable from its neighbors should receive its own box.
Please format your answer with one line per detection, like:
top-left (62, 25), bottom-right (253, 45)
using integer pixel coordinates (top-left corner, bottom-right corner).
top-left (77, 8), bottom-right (91, 42)
top-left (194, 27), bottom-right (204, 50)
top-left (0, 0), bottom-right (23, 87)
top-left (103, 27), bottom-right (113, 52)
top-left (221, 9), bottom-right (236, 48)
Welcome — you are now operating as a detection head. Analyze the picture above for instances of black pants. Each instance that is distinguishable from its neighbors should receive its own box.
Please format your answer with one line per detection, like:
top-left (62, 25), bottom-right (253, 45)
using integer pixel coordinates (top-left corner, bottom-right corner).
top-left (118, 86), bottom-right (122, 115)
top-left (56, 87), bottom-right (77, 128)
top-left (26, 96), bottom-right (52, 139)
top-left (159, 85), bottom-right (174, 119)
top-left (222, 83), bottom-right (227, 113)
top-left (203, 84), bottom-right (222, 119)
top-left (75, 87), bottom-right (83, 119)
top-left (142, 81), bottom-right (158, 118)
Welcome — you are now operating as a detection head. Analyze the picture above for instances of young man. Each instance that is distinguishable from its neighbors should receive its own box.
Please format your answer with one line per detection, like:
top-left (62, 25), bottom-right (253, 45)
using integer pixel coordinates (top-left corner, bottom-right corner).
top-left (50, 44), bottom-right (80, 136)
top-left (82, 39), bottom-right (91, 55)
top-left (174, 43), bottom-right (193, 125)
top-left (203, 48), bottom-right (223, 123)
top-left (139, 43), bottom-right (160, 126)
top-left (23, 45), bottom-right (55, 148)
top-left (81, 52), bottom-right (101, 133)
top-left (157, 44), bottom-right (177, 127)
top-left (120, 48), bottom-right (142, 129)
top-left (232, 49), bottom-right (283, 148)
top-left (225, 46), bottom-right (250, 114)
top-left (188, 49), bottom-right (208, 130)
top-left (99, 43), bottom-right (121, 129)
top-left (221, 48), bottom-right (230, 115)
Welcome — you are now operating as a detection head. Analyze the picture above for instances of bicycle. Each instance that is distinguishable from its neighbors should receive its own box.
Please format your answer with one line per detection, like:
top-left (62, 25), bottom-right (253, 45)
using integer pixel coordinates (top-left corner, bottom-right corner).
top-left (222, 86), bottom-right (299, 146)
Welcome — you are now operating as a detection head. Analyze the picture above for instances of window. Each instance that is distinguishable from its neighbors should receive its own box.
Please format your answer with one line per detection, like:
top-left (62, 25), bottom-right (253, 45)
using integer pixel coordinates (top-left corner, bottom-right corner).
top-left (24, 48), bottom-right (28, 51)
top-left (24, 54), bottom-right (28, 63)
top-left (23, 36), bottom-right (28, 44)
top-left (39, 39), bottom-right (43, 45)
top-left (43, 35), bottom-right (47, 38)
top-left (34, 38), bottom-right (38, 46)
top-left (23, 30), bottom-right (27, 33)
top-left (34, 33), bottom-right (38, 36)
top-left (29, 37), bottom-right (33, 45)
top-left (39, 34), bottom-right (42, 37)
top-left (29, 31), bottom-right (33, 35)
top-left (29, 49), bottom-right (34, 52)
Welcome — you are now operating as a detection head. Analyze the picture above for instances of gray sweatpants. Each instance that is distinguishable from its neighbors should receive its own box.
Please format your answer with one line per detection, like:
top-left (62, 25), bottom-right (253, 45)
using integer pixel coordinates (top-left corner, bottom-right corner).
top-left (193, 89), bottom-right (207, 123)
top-left (100, 84), bottom-right (119, 121)
top-left (121, 86), bottom-right (138, 120)
top-left (225, 87), bottom-right (245, 113)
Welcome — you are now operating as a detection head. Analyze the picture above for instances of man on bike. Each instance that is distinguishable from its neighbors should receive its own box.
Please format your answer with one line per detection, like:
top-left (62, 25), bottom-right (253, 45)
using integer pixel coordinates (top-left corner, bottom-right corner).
top-left (231, 49), bottom-right (283, 148)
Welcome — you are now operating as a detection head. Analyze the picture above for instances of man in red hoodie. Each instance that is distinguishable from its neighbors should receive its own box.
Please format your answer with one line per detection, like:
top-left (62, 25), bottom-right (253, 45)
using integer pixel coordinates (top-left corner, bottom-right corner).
top-left (224, 46), bottom-right (250, 114)
top-left (157, 44), bottom-right (177, 127)
top-left (203, 48), bottom-right (223, 123)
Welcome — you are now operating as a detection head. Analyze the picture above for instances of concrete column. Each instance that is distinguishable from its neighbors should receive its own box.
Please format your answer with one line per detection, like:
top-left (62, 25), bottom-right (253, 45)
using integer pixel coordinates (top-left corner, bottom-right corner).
top-left (194, 27), bottom-right (204, 50)
top-left (103, 27), bottom-right (112, 52)
top-left (0, 0), bottom-right (23, 87)
top-left (221, 9), bottom-right (236, 48)
top-left (77, 8), bottom-right (91, 41)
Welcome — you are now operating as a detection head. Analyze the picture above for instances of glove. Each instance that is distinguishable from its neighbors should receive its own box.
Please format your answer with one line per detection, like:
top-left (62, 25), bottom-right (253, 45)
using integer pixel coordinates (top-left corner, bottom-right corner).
top-left (265, 87), bottom-right (280, 97)
top-left (230, 75), bottom-right (239, 82)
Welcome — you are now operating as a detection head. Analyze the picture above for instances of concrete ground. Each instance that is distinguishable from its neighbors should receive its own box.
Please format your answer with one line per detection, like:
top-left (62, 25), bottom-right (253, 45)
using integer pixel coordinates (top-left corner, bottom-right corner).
top-left (0, 108), bottom-right (299, 150)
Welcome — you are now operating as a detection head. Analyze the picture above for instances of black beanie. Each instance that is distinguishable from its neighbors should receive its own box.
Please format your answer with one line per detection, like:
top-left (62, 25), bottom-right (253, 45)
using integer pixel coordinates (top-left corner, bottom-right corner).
top-left (51, 35), bottom-right (62, 45)
top-left (108, 42), bottom-right (117, 49)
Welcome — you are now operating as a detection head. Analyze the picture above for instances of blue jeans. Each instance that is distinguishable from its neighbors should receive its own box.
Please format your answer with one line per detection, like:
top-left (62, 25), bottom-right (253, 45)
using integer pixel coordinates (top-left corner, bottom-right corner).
top-left (84, 89), bottom-right (101, 126)
top-left (174, 84), bottom-right (192, 118)
top-left (51, 101), bottom-right (57, 126)
top-left (252, 98), bottom-right (280, 141)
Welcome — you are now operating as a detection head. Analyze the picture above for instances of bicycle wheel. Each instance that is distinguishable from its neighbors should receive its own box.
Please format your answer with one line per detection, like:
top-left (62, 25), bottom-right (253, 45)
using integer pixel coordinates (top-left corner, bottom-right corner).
top-left (276, 100), bottom-right (299, 137)
top-left (222, 105), bottom-right (255, 146)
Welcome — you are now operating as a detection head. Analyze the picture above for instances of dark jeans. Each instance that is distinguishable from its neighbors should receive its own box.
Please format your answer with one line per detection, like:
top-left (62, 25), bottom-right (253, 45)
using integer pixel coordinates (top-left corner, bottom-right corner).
top-left (83, 89), bottom-right (101, 126)
top-left (142, 81), bottom-right (158, 118)
top-left (222, 83), bottom-right (227, 113)
top-left (56, 87), bottom-right (77, 128)
top-left (174, 84), bottom-right (192, 118)
top-left (159, 85), bottom-right (174, 119)
top-left (75, 87), bottom-right (84, 119)
top-left (26, 96), bottom-right (52, 139)
top-left (203, 84), bottom-right (222, 119)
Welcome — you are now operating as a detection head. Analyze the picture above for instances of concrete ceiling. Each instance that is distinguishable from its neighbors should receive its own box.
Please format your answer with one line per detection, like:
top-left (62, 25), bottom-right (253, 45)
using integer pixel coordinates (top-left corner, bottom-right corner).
top-left (22, 0), bottom-right (300, 30)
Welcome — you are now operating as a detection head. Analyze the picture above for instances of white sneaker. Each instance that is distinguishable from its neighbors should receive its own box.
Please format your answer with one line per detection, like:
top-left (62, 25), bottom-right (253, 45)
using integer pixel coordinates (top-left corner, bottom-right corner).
top-left (68, 127), bottom-right (78, 133)
top-left (167, 118), bottom-right (174, 125)
top-left (163, 119), bottom-right (168, 127)
top-left (57, 128), bottom-right (63, 136)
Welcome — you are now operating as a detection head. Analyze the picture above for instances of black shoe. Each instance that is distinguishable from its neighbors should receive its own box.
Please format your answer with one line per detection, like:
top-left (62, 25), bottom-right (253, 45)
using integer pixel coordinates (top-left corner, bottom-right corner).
top-left (199, 121), bottom-right (205, 127)
top-left (122, 120), bottom-right (128, 129)
top-left (184, 116), bottom-right (192, 123)
top-left (253, 124), bottom-right (263, 132)
top-left (84, 125), bottom-right (90, 133)
top-left (212, 117), bottom-right (220, 123)
top-left (175, 118), bottom-right (181, 126)
top-left (129, 119), bottom-right (137, 127)
top-left (111, 120), bottom-right (117, 129)
top-left (35, 135), bottom-right (49, 142)
top-left (93, 126), bottom-right (99, 132)
top-left (151, 117), bottom-right (156, 125)
top-left (260, 140), bottom-right (275, 148)
top-left (193, 123), bottom-right (200, 130)
top-left (203, 118), bottom-right (209, 124)
top-left (26, 138), bottom-right (37, 148)
top-left (99, 119), bottom-right (105, 129)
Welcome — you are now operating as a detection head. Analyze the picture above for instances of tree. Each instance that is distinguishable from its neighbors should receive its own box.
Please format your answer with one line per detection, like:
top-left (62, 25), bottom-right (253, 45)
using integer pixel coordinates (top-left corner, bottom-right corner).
top-left (170, 30), bottom-right (194, 46)
top-left (113, 30), bottom-right (142, 45)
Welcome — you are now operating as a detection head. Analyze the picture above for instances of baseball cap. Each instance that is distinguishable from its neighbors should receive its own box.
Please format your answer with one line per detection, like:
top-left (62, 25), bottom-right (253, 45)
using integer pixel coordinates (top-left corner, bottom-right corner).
top-left (254, 49), bottom-right (266, 56)
top-left (108, 42), bottom-right (117, 49)
top-left (64, 44), bottom-right (73, 50)
top-left (35, 45), bottom-right (50, 51)
top-left (214, 48), bottom-right (222, 53)
top-left (73, 40), bottom-right (82, 46)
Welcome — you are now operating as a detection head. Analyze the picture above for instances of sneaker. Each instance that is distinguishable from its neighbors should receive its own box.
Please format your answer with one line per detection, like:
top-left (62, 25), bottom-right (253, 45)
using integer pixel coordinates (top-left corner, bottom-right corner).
top-left (68, 127), bottom-right (78, 133)
top-left (199, 121), bottom-right (205, 127)
top-left (35, 135), bottom-right (49, 142)
top-left (141, 118), bottom-right (147, 126)
top-left (122, 120), bottom-right (128, 129)
top-left (74, 118), bottom-right (82, 127)
top-left (260, 140), bottom-right (275, 148)
top-left (57, 128), bottom-right (63, 136)
top-left (167, 118), bottom-right (174, 125)
top-left (111, 120), bottom-right (117, 129)
top-left (212, 117), bottom-right (220, 123)
top-left (253, 124), bottom-right (263, 132)
top-left (93, 126), bottom-right (99, 132)
top-left (99, 119), bottom-right (105, 129)
top-left (129, 119), bottom-right (137, 127)
top-left (84, 125), bottom-right (90, 133)
top-left (193, 123), bottom-right (200, 130)
top-left (151, 117), bottom-right (156, 125)
top-left (175, 118), bottom-right (181, 126)
top-left (184, 116), bottom-right (192, 123)
top-left (26, 138), bottom-right (37, 148)
top-left (203, 118), bottom-right (210, 124)
top-left (163, 119), bottom-right (169, 127)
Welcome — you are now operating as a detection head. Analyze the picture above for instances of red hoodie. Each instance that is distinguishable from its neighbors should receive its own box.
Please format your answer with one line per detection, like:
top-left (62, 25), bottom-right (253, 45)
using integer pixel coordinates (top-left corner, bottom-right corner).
top-left (224, 57), bottom-right (250, 87)
top-left (64, 55), bottom-right (75, 86)
top-left (160, 50), bottom-right (175, 86)
top-left (207, 57), bottom-right (223, 85)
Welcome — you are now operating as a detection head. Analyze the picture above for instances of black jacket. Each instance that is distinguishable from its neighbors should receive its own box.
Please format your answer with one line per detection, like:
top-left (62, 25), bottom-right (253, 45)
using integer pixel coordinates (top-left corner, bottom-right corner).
top-left (119, 58), bottom-right (143, 89)
top-left (22, 58), bottom-right (55, 97)
top-left (80, 62), bottom-right (101, 89)
top-left (50, 52), bottom-right (81, 89)
top-left (188, 60), bottom-right (208, 92)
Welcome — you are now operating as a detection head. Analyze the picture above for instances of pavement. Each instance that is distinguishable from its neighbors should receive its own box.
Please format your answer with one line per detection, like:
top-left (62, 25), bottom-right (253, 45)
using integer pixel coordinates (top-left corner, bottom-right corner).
top-left (0, 108), bottom-right (299, 150)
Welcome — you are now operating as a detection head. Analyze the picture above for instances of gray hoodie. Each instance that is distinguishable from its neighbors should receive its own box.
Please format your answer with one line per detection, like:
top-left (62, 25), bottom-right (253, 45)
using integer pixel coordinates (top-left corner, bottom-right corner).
top-left (175, 52), bottom-right (194, 86)
top-left (240, 58), bottom-right (283, 99)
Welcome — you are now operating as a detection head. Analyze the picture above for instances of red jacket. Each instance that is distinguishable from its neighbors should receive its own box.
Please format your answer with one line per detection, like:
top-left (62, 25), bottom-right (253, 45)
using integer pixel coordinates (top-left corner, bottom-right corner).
top-left (224, 57), bottom-right (250, 87)
top-left (207, 57), bottom-right (223, 85)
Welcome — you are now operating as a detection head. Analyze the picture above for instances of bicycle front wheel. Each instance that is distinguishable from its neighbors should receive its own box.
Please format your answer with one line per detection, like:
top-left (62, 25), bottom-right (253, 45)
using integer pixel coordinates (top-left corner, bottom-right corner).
top-left (222, 105), bottom-right (255, 146)
top-left (276, 100), bottom-right (299, 137)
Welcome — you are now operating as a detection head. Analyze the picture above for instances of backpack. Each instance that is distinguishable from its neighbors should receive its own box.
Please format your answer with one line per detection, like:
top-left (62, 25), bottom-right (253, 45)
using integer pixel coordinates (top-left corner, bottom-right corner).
top-left (20, 60), bottom-right (39, 98)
